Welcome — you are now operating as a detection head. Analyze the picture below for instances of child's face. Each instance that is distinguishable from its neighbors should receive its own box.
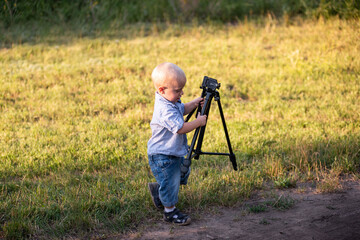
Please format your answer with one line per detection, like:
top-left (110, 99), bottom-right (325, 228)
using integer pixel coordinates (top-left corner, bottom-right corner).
top-left (159, 78), bottom-right (185, 103)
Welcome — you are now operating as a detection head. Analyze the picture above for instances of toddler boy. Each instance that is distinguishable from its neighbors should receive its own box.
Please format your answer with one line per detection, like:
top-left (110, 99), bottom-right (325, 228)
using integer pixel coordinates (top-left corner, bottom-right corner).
top-left (147, 62), bottom-right (207, 225)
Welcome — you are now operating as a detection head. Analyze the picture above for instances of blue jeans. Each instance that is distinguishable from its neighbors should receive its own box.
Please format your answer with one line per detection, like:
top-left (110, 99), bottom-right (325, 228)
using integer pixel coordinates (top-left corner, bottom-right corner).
top-left (148, 154), bottom-right (190, 207)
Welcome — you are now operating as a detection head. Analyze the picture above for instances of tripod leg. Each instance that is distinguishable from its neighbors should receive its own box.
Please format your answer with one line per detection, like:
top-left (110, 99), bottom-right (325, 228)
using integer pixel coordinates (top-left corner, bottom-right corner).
top-left (185, 108), bottom-right (196, 122)
top-left (181, 92), bottom-right (212, 178)
top-left (194, 92), bottom-right (213, 159)
top-left (216, 98), bottom-right (237, 171)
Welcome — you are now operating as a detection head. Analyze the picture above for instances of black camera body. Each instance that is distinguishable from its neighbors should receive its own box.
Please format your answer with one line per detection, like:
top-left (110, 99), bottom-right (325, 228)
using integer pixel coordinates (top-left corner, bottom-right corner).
top-left (201, 76), bottom-right (221, 92)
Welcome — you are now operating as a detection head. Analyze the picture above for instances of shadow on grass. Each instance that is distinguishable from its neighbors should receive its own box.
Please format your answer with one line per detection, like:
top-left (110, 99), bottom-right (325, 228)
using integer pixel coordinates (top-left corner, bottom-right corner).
top-left (0, 15), bottom-right (286, 48)
top-left (1, 21), bottom-right (200, 48)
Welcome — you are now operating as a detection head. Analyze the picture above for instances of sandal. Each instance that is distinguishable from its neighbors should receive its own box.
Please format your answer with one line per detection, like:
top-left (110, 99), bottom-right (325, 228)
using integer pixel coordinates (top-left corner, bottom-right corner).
top-left (163, 208), bottom-right (191, 226)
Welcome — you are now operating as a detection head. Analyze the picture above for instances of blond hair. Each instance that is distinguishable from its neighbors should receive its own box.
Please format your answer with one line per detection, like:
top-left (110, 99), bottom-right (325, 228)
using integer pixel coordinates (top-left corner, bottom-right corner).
top-left (151, 62), bottom-right (186, 89)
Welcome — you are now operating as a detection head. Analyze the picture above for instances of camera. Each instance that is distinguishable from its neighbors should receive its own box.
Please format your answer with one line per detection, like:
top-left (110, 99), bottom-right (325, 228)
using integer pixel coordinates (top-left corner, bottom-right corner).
top-left (201, 76), bottom-right (221, 92)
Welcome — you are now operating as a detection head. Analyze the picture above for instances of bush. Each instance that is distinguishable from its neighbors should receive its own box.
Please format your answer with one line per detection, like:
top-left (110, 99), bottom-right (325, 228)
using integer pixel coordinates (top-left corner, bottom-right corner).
top-left (1, 0), bottom-right (359, 27)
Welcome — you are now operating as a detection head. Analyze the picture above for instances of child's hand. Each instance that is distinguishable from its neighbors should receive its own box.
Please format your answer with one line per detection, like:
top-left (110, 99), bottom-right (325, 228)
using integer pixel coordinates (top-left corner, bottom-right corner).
top-left (196, 113), bottom-right (207, 127)
top-left (193, 97), bottom-right (204, 109)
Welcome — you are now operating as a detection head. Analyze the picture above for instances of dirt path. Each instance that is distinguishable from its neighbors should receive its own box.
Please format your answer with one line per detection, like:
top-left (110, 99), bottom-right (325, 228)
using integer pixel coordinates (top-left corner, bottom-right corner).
top-left (115, 180), bottom-right (360, 240)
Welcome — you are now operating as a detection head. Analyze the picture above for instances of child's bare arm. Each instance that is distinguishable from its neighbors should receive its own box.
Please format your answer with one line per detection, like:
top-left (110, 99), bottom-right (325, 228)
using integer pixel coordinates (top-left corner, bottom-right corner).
top-left (177, 114), bottom-right (207, 134)
top-left (184, 97), bottom-right (204, 115)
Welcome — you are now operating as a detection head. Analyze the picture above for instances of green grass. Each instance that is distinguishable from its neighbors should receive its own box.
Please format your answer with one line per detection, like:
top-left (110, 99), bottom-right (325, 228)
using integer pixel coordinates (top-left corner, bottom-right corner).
top-left (1, 17), bottom-right (360, 238)
top-left (247, 193), bottom-right (295, 213)
top-left (248, 204), bottom-right (267, 213)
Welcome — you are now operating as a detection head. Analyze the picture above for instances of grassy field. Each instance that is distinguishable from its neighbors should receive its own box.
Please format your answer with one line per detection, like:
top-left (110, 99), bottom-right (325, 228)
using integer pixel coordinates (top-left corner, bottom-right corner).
top-left (1, 17), bottom-right (359, 239)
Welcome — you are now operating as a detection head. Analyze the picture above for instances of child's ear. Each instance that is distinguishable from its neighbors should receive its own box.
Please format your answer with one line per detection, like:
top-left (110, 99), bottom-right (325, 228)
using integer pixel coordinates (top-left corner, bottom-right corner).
top-left (158, 86), bottom-right (165, 94)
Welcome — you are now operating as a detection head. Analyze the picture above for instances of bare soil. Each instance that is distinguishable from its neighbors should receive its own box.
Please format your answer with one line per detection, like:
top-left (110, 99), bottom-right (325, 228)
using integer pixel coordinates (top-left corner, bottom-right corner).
top-left (113, 180), bottom-right (360, 240)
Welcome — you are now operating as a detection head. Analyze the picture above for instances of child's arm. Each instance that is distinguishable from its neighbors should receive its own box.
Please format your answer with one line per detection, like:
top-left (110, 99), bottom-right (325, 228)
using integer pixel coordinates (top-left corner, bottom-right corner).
top-left (184, 97), bottom-right (204, 115)
top-left (177, 113), bottom-right (207, 134)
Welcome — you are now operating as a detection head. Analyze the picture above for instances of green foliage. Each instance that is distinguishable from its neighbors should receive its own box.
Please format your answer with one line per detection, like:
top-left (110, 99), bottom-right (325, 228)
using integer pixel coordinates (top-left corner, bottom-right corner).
top-left (248, 194), bottom-right (296, 213)
top-left (2, 220), bottom-right (31, 240)
top-left (267, 194), bottom-right (296, 211)
top-left (248, 204), bottom-right (267, 213)
top-left (274, 175), bottom-right (297, 189)
top-left (1, 0), bottom-right (359, 27)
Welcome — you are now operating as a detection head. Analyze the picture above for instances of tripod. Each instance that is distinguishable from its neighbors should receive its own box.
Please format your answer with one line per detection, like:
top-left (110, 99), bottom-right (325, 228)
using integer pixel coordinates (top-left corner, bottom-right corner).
top-left (180, 76), bottom-right (237, 178)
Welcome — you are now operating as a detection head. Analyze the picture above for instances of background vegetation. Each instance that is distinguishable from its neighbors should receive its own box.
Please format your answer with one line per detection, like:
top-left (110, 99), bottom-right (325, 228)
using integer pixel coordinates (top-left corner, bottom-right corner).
top-left (1, 0), bottom-right (360, 27)
top-left (1, 0), bottom-right (360, 239)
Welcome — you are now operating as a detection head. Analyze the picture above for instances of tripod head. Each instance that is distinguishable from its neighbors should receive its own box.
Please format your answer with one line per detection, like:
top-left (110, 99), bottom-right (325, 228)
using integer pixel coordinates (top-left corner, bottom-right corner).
top-left (185, 76), bottom-right (220, 122)
top-left (201, 76), bottom-right (221, 93)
